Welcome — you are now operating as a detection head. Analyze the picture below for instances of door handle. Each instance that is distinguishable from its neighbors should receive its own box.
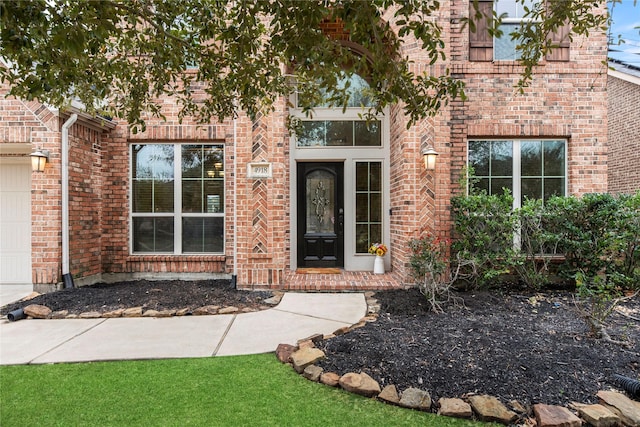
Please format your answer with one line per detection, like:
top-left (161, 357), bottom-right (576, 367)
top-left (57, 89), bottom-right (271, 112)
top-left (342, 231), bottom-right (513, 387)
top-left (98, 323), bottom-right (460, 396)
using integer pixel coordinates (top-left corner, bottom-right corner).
top-left (337, 208), bottom-right (344, 235)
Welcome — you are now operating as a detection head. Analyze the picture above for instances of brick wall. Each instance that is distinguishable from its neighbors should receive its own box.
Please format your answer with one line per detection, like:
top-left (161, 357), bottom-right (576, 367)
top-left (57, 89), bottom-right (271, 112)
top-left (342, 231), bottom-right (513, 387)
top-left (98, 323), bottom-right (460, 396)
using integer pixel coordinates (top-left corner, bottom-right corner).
top-left (0, 85), bottom-right (61, 286)
top-left (0, 1), bottom-right (611, 289)
top-left (100, 113), bottom-right (233, 278)
top-left (607, 72), bottom-right (640, 194)
top-left (0, 83), bottom-right (112, 288)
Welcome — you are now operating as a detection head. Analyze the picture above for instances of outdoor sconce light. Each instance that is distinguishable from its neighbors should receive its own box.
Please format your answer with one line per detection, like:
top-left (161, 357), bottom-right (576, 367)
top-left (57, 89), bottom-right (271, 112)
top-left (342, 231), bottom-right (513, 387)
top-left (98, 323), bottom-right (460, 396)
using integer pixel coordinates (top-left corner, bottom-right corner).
top-left (30, 149), bottom-right (50, 172)
top-left (422, 147), bottom-right (438, 171)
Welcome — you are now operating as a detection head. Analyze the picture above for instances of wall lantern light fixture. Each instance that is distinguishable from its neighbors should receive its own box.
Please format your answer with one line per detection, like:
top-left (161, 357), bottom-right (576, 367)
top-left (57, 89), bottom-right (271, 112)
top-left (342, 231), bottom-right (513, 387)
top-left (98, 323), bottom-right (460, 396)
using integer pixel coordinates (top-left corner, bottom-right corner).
top-left (421, 147), bottom-right (438, 171)
top-left (30, 148), bottom-right (50, 172)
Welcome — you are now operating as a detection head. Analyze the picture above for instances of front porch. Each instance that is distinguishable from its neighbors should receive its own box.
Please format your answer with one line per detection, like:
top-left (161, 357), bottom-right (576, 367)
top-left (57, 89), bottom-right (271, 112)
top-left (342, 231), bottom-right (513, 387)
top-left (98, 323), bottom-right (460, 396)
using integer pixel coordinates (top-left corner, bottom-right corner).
top-left (281, 270), bottom-right (406, 291)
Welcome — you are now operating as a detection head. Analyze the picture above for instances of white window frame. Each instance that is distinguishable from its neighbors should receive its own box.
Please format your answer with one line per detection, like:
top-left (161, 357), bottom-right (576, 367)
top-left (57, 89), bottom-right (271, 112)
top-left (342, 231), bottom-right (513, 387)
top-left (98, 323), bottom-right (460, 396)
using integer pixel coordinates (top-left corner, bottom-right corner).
top-left (467, 139), bottom-right (568, 210)
top-left (130, 142), bottom-right (225, 255)
top-left (493, 0), bottom-right (541, 61)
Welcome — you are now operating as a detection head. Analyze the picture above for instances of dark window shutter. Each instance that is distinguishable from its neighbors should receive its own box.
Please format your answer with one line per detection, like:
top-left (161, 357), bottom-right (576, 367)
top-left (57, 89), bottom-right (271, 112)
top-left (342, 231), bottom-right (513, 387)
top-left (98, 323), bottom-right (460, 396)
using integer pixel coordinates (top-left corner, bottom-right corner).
top-left (469, 0), bottom-right (494, 61)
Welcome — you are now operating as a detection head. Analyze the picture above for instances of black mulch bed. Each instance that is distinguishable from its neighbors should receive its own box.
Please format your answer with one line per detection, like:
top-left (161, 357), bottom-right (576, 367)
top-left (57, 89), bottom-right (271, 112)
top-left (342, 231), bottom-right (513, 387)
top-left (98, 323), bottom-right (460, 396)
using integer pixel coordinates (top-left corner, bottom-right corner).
top-left (2, 280), bottom-right (638, 408)
top-left (0, 279), bottom-right (274, 316)
top-left (317, 287), bottom-right (640, 407)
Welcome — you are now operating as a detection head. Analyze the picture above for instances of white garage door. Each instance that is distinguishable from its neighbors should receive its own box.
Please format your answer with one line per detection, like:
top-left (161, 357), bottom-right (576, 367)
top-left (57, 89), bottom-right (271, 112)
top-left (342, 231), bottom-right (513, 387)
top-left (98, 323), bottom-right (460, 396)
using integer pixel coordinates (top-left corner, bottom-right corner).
top-left (0, 159), bottom-right (32, 284)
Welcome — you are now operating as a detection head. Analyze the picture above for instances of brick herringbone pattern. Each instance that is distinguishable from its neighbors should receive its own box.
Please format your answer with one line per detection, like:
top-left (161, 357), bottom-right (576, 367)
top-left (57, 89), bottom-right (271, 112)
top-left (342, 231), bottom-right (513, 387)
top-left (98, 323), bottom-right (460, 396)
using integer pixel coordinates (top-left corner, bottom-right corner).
top-left (251, 113), bottom-right (269, 254)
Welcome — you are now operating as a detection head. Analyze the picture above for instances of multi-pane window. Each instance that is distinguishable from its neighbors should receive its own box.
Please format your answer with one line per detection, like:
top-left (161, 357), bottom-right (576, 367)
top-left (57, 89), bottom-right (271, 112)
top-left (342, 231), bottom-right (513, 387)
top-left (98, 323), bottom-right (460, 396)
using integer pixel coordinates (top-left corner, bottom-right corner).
top-left (469, 140), bottom-right (566, 207)
top-left (296, 73), bottom-right (381, 148)
top-left (469, 0), bottom-right (569, 62)
top-left (494, 0), bottom-right (538, 61)
top-left (355, 162), bottom-right (382, 253)
top-left (131, 143), bottom-right (224, 254)
top-left (297, 120), bottom-right (381, 147)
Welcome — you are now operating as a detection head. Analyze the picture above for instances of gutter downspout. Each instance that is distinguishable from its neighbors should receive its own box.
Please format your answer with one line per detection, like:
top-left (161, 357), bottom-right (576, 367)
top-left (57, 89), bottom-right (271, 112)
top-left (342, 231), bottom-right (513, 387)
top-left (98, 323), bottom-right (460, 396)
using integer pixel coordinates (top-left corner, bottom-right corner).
top-left (231, 111), bottom-right (238, 288)
top-left (61, 113), bottom-right (77, 288)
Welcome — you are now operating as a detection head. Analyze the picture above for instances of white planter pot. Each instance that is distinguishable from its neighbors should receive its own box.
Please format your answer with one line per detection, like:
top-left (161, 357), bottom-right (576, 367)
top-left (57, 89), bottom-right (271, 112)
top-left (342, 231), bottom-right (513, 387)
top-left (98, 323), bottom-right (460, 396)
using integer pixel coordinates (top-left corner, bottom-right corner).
top-left (373, 255), bottom-right (385, 274)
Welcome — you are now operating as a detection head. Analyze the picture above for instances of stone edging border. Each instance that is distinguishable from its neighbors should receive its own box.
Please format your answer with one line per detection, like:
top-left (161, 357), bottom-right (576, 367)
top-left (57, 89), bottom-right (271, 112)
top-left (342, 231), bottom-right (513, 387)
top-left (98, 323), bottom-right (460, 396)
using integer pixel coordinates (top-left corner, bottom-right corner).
top-left (275, 293), bottom-right (640, 427)
top-left (4, 293), bottom-right (283, 321)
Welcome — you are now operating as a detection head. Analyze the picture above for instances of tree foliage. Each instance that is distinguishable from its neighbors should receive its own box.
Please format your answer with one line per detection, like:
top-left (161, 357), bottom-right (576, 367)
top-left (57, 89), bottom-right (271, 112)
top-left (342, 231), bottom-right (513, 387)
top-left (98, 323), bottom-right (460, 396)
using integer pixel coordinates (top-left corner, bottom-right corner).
top-left (0, 0), bottom-right (627, 131)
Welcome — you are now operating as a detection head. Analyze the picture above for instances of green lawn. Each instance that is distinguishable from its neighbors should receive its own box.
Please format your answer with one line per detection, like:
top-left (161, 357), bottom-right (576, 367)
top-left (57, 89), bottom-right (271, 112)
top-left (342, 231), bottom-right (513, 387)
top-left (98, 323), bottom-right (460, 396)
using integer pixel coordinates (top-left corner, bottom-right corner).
top-left (1, 354), bottom-right (484, 426)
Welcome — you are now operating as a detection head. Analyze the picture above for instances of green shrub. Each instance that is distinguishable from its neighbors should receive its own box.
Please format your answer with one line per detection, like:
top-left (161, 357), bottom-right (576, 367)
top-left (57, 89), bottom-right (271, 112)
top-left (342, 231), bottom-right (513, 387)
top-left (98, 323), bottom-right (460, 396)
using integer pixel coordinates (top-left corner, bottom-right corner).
top-left (512, 198), bottom-right (563, 289)
top-left (450, 191), bottom-right (640, 292)
top-left (450, 189), bottom-right (639, 339)
top-left (450, 189), bottom-right (517, 288)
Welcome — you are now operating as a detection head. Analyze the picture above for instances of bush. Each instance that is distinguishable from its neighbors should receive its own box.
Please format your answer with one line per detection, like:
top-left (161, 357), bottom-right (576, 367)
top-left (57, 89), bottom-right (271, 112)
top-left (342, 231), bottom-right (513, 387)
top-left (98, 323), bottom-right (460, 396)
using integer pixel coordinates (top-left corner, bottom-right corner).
top-left (450, 189), bottom-right (517, 288)
top-left (408, 235), bottom-right (465, 312)
top-left (450, 190), bottom-right (640, 340)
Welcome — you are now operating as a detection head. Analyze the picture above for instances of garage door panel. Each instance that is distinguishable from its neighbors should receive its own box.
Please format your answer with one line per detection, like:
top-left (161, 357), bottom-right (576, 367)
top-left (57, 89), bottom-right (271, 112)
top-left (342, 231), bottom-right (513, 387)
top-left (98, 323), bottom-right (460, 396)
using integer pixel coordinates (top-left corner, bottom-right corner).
top-left (0, 161), bottom-right (32, 284)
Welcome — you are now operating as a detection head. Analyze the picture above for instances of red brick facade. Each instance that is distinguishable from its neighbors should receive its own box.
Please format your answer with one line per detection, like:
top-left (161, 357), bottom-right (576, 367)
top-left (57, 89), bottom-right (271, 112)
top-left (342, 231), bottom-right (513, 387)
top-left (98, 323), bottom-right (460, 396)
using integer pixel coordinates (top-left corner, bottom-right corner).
top-left (607, 70), bottom-right (640, 194)
top-left (0, 1), bottom-right (609, 291)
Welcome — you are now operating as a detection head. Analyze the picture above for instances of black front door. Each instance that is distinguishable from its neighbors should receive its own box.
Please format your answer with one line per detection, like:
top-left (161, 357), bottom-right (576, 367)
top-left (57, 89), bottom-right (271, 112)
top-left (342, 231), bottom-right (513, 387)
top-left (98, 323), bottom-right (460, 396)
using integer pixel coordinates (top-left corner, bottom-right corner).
top-left (297, 162), bottom-right (344, 268)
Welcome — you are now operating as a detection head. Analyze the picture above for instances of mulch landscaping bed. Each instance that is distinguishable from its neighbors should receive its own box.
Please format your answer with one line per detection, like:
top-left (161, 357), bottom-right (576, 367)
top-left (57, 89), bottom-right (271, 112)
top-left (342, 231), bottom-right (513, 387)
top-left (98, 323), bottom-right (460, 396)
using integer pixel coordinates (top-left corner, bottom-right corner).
top-left (317, 288), bottom-right (640, 407)
top-left (2, 280), bottom-right (638, 407)
top-left (0, 279), bottom-right (274, 316)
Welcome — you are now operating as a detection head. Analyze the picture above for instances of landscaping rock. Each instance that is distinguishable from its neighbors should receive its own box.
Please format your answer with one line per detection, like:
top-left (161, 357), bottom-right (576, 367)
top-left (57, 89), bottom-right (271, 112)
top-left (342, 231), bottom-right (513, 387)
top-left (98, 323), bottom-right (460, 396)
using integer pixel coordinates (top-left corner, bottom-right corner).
top-left (333, 326), bottom-right (350, 336)
top-left (103, 309), bottom-right (124, 318)
top-left (79, 311), bottom-right (102, 319)
top-left (533, 403), bottom-right (581, 427)
top-left (218, 306), bottom-right (238, 314)
top-left (339, 372), bottom-right (381, 397)
top-left (367, 304), bottom-right (381, 314)
top-left (156, 309), bottom-right (175, 317)
top-left (468, 395), bottom-right (518, 424)
top-left (399, 387), bottom-right (431, 411)
top-left (378, 385), bottom-right (400, 405)
top-left (509, 400), bottom-right (528, 414)
top-left (263, 295), bottom-right (281, 305)
top-left (572, 403), bottom-right (620, 427)
top-left (291, 347), bottom-right (325, 373)
top-left (23, 304), bottom-right (51, 319)
top-left (22, 292), bottom-right (41, 301)
top-left (275, 343), bottom-right (296, 364)
top-left (193, 305), bottom-right (219, 315)
top-left (298, 333), bottom-right (323, 346)
top-left (175, 308), bottom-right (191, 316)
top-left (302, 365), bottom-right (323, 382)
top-left (438, 397), bottom-right (473, 419)
top-left (122, 307), bottom-right (143, 317)
top-left (143, 309), bottom-right (160, 317)
top-left (597, 390), bottom-right (640, 426)
top-left (50, 310), bottom-right (69, 319)
top-left (298, 340), bottom-right (315, 350)
top-left (320, 372), bottom-right (341, 387)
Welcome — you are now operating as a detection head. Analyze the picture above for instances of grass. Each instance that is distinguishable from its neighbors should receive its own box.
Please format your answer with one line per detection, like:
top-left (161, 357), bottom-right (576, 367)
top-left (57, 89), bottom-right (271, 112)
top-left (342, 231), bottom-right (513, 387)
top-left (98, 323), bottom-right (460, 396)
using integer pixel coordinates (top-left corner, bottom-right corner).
top-left (1, 353), bottom-right (485, 426)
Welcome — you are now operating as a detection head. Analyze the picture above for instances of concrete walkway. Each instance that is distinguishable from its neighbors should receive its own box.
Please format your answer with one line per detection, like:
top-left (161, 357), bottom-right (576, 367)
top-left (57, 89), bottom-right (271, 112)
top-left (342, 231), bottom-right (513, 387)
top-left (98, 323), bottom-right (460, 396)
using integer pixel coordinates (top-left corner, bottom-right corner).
top-left (0, 292), bottom-right (366, 365)
top-left (0, 284), bottom-right (33, 307)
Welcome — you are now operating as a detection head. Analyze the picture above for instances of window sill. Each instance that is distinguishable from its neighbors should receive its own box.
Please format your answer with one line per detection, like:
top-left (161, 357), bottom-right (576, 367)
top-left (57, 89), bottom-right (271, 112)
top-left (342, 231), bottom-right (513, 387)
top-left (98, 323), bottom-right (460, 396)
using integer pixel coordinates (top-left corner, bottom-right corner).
top-left (128, 254), bottom-right (226, 262)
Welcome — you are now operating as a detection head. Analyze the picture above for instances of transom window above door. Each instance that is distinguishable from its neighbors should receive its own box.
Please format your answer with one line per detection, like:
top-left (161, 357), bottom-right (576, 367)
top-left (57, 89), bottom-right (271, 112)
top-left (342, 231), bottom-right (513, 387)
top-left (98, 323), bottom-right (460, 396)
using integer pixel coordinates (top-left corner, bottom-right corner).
top-left (294, 72), bottom-right (382, 148)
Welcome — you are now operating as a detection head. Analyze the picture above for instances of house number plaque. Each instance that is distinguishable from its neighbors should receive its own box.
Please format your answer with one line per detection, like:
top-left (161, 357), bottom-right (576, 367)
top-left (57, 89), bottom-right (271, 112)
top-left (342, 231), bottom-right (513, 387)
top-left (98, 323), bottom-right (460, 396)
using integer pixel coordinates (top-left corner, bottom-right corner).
top-left (247, 162), bottom-right (273, 179)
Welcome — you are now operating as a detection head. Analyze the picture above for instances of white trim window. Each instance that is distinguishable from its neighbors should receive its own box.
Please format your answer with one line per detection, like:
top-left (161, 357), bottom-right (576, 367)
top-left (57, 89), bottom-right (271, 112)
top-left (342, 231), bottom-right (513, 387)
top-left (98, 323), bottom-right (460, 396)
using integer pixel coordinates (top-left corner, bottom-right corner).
top-left (494, 0), bottom-right (539, 61)
top-left (295, 73), bottom-right (381, 148)
top-left (131, 143), bottom-right (225, 254)
top-left (468, 139), bottom-right (567, 208)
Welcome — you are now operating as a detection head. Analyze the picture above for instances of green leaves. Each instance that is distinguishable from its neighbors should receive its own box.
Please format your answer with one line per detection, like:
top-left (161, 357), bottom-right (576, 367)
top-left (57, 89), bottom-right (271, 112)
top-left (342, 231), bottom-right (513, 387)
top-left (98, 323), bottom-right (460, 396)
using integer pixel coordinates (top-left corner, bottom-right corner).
top-left (451, 190), bottom-right (640, 292)
top-left (0, 0), bottom-right (625, 129)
